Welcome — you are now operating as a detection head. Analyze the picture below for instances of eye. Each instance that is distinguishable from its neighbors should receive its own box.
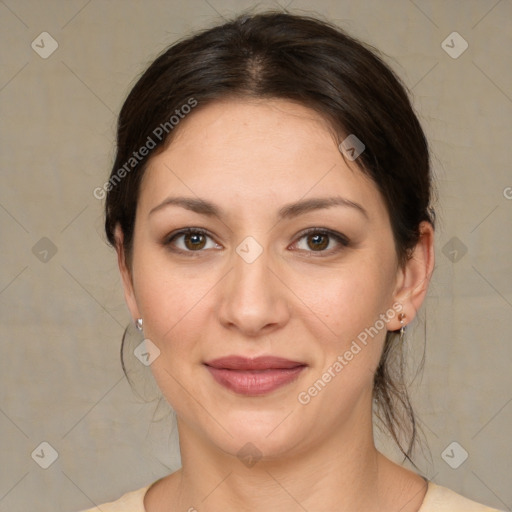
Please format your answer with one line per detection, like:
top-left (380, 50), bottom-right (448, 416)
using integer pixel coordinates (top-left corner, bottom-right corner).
top-left (292, 228), bottom-right (350, 255)
top-left (164, 228), bottom-right (221, 253)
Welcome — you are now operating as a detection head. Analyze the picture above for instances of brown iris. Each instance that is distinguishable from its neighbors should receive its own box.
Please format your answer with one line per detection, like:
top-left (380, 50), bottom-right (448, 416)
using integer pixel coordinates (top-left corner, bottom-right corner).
top-left (307, 233), bottom-right (329, 251)
top-left (184, 232), bottom-right (207, 250)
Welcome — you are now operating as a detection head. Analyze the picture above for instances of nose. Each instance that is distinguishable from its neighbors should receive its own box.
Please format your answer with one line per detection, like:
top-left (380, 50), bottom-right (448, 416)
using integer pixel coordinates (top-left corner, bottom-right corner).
top-left (217, 243), bottom-right (291, 337)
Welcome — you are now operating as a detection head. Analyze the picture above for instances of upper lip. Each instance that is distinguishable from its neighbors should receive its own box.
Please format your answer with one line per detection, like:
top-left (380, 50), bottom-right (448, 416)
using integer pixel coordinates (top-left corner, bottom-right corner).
top-left (204, 356), bottom-right (306, 370)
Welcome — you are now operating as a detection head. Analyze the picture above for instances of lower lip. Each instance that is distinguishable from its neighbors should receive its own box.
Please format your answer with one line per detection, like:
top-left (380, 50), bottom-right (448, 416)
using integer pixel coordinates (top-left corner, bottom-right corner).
top-left (205, 366), bottom-right (306, 395)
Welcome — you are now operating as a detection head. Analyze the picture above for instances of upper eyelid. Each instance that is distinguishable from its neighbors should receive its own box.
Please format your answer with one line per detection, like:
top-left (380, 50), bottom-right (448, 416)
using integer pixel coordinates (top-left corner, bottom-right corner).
top-left (166, 227), bottom-right (219, 245)
top-left (296, 227), bottom-right (349, 242)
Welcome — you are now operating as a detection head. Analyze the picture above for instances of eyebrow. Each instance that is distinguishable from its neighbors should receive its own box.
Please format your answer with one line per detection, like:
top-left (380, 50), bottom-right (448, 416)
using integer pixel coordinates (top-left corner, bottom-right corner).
top-left (149, 196), bottom-right (368, 219)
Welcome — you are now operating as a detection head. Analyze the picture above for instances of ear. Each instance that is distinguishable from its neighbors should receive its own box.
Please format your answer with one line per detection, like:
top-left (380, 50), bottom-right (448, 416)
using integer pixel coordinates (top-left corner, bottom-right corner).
top-left (389, 221), bottom-right (435, 330)
top-left (114, 224), bottom-right (141, 323)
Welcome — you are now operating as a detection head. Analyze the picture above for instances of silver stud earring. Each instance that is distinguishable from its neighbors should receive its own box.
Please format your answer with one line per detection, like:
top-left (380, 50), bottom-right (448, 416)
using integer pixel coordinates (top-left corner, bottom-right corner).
top-left (136, 318), bottom-right (143, 331)
top-left (398, 313), bottom-right (406, 342)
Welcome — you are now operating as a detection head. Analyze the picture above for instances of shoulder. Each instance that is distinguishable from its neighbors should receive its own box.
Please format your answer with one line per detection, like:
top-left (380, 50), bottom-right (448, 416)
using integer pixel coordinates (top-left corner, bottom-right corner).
top-left (78, 484), bottom-right (152, 512)
top-left (420, 482), bottom-right (505, 512)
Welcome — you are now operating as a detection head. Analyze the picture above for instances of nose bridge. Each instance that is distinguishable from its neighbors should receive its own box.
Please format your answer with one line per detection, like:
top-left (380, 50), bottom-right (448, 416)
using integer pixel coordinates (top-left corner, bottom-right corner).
top-left (218, 236), bottom-right (289, 334)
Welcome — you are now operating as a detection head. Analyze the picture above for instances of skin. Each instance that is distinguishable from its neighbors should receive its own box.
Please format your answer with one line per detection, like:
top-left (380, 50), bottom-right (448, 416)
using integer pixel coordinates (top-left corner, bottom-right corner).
top-left (115, 98), bottom-right (435, 512)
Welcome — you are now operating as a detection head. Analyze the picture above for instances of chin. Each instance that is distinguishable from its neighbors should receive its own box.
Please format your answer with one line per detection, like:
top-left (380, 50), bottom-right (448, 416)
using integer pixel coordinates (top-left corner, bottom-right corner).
top-left (204, 407), bottom-right (312, 462)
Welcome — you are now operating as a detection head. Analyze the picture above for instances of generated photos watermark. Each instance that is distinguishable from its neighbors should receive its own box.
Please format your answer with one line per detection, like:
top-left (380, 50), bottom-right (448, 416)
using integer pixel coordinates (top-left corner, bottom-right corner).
top-left (93, 97), bottom-right (198, 200)
top-left (297, 302), bottom-right (403, 405)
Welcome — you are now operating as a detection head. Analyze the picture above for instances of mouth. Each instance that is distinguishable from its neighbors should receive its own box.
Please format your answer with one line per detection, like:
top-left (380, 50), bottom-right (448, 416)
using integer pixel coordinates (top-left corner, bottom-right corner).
top-left (203, 356), bottom-right (307, 396)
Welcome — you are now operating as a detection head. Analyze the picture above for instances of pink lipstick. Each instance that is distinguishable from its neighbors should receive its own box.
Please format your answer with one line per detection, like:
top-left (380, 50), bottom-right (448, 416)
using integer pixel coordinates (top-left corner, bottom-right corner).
top-left (204, 356), bottom-right (306, 396)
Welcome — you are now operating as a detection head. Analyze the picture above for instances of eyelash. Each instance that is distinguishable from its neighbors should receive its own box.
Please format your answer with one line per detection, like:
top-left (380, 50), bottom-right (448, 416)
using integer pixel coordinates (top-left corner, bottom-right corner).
top-left (163, 227), bottom-right (350, 257)
top-left (293, 227), bottom-right (350, 255)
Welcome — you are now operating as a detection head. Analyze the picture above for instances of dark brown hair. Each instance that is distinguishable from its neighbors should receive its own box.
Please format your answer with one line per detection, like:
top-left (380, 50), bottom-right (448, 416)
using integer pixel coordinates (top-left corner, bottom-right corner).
top-left (104, 11), bottom-right (435, 462)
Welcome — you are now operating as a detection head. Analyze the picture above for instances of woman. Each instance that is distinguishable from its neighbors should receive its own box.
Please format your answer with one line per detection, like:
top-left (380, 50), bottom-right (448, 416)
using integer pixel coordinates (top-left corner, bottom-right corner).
top-left (82, 11), bottom-right (503, 512)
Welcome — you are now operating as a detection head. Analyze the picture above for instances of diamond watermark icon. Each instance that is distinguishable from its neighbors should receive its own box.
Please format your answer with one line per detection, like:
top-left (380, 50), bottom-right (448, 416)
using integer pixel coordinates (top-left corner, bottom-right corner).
top-left (441, 441), bottom-right (468, 469)
top-left (237, 442), bottom-right (262, 468)
top-left (134, 338), bottom-right (161, 366)
top-left (31, 32), bottom-right (59, 59)
top-left (31, 441), bottom-right (59, 469)
top-left (236, 236), bottom-right (263, 264)
top-left (441, 32), bottom-right (468, 59)
top-left (32, 237), bottom-right (58, 263)
top-left (442, 236), bottom-right (467, 263)
top-left (339, 134), bottom-right (365, 161)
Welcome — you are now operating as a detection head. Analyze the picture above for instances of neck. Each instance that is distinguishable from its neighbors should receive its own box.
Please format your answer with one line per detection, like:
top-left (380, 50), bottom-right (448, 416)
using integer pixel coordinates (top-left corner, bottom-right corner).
top-left (169, 420), bottom-right (401, 512)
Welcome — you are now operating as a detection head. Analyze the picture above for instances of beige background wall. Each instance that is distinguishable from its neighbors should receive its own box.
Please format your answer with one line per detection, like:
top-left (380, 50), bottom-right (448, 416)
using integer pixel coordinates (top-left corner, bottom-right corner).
top-left (0, 1), bottom-right (511, 511)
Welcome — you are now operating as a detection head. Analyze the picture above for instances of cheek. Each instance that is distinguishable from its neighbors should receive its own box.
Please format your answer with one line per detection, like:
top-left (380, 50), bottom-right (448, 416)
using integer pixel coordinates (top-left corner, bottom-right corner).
top-left (290, 258), bottom-right (394, 341)
top-left (134, 262), bottom-right (215, 411)
top-left (132, 245), bottom-right (217, 342)
top-left (291, 272), bottom-right (392, 420)
top-left (288, 257), bottom-right (396, 398)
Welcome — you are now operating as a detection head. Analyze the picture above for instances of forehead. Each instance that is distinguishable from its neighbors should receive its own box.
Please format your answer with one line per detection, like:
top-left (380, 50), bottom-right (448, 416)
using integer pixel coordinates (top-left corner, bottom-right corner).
top-left (139, 98), bottom-right (386, 223)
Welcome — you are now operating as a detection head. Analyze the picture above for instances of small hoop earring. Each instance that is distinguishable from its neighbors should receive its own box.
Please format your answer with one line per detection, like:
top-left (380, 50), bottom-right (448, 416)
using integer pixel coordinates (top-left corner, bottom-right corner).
top-left (136, 318), bottom-right (143, 331)
top-left (398, 312), bottom-right (406, 342)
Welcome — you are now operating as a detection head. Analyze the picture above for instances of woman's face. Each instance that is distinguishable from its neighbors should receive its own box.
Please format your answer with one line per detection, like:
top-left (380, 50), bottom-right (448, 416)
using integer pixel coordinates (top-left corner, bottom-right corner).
top-left (118, 98), bottom-right (424, 459)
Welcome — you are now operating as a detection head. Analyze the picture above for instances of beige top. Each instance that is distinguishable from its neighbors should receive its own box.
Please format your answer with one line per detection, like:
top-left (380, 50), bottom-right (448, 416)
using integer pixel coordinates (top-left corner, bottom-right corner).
top-left (80, 481), bottom-right (504, 511)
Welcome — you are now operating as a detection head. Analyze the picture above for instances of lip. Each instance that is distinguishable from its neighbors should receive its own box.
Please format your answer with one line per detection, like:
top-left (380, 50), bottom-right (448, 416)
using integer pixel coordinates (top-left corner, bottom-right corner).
top-left (204, 356), bottom-right (307, 395)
